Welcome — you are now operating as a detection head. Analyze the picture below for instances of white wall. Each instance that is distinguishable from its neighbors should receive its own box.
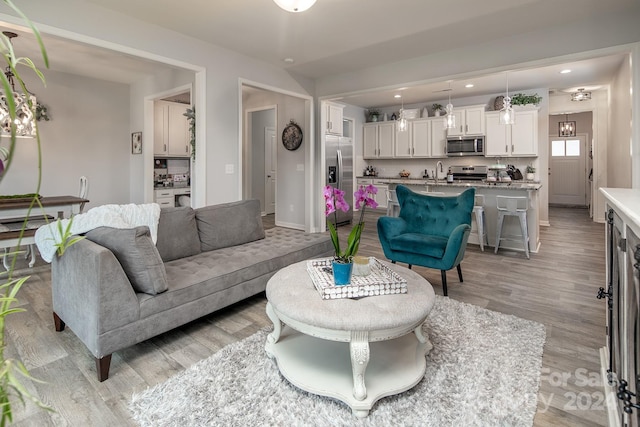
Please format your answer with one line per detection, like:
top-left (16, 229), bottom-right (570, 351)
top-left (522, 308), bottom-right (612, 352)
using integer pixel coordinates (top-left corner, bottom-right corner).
top-left (608, 57), bottom-right (633, 188)
top-left (0, 69), bottom-right (130, 209)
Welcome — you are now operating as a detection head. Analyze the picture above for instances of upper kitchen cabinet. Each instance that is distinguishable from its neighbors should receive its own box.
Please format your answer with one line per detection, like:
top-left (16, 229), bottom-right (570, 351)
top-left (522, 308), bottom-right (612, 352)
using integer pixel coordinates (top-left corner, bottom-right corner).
top-left (325, 102), bottom-right (344, 136)
top-left (485, 108), bottom-right (538, 157)
top-left (363, 122), bottom-right (394, 159)
top-left (154, 101), bottom-right (190, 157)
top-left (446, 105), bottom-right (486, 137)
top-left (395, 118), bottom-right (444, 158)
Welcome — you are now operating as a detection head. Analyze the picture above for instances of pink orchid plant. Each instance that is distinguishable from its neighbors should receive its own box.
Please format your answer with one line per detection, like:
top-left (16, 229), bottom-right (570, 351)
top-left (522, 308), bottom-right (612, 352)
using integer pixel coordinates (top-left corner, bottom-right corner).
top-left (324, 184), bottom-right (378, 264)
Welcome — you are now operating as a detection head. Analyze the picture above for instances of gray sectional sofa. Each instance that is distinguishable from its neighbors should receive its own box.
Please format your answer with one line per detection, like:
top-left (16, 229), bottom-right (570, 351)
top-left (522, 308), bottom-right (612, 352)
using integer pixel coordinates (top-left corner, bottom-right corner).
top-left (51, 199), bottom-right (333, 381)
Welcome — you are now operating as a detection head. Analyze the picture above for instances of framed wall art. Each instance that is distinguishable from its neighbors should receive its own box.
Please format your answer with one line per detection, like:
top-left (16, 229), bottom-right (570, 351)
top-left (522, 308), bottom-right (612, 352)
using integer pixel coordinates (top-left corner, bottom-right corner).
top-left (131, 131), bottom-right (142, 154)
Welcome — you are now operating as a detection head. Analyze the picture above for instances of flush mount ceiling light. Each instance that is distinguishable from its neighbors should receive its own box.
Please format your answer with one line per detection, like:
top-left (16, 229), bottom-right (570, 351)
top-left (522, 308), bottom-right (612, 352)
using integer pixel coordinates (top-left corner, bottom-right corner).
top-left (0, 31), bottom-right (37, 138)
top-left (397, 95), bottom-right (407, 132)
top-left (499, 71), bottom-right (515, 125)
top-left (558, 114), bottom-right (576, 137)
top-left (571, 88), bottom-right (591, 101)
top-left (273, 0), bottom-right (317, 12)
top-left (444, 82), bottom-right (455, 130)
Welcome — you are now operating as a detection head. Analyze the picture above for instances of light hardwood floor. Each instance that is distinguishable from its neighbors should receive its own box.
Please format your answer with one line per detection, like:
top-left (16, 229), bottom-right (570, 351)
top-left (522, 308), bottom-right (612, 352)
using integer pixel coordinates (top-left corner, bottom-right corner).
top-left (5, 206), bottom-right (607, 426)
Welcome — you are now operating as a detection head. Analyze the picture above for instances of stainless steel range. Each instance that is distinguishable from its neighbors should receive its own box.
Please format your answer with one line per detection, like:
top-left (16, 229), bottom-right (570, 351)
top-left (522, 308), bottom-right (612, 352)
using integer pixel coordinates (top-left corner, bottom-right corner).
top-left (449, 165), bottom-right (488, 181)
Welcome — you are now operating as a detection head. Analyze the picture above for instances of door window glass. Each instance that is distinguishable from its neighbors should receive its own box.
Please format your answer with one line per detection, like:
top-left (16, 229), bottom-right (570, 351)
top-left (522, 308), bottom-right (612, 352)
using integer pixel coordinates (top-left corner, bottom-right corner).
top-left (552, 140), bottom-right (565, 156)
top-left (566, 139), bottom-right (580, 156)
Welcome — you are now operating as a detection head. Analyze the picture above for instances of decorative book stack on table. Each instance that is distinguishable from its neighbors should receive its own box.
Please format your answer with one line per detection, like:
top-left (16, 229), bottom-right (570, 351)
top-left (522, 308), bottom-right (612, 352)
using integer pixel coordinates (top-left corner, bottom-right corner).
top-left (306, 258), bottom-right (408, 300)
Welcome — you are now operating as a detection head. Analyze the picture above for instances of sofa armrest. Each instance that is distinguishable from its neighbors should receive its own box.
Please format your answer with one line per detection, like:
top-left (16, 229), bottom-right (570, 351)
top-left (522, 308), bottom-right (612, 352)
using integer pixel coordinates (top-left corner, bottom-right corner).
top-left (51, 237), bottom-right (140, 357)
top-left (377, 216), bottom-right (408, 239)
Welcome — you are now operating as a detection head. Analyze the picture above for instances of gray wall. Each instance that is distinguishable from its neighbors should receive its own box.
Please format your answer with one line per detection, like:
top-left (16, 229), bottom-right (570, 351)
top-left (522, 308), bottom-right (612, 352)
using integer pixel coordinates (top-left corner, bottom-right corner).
top-left (0, 69), bottom-right (130, 210)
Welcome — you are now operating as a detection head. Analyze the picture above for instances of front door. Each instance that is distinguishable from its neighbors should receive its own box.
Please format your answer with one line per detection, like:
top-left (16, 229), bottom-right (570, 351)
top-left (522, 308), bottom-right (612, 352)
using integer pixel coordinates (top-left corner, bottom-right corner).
top-left (265, 126), bottom-right (276, 215)
top-left (549, 134), bottom-right (587, 206)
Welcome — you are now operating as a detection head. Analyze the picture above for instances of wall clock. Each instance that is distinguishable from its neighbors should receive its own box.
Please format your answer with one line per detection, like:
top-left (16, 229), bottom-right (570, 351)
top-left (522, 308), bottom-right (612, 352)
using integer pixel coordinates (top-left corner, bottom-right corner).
top-left (282, 120), bottom-right (303, 151)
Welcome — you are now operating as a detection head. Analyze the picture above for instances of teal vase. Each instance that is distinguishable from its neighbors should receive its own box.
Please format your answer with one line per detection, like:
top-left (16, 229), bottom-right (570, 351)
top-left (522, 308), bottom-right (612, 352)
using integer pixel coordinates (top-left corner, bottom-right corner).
top-left (332, 261), bottom-right (353, 286)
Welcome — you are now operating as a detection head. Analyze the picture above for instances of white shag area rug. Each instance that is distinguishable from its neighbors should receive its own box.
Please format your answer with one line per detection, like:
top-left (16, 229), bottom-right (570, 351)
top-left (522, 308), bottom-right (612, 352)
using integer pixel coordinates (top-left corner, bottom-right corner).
top-left (129, 296), bottom-right (546, 426)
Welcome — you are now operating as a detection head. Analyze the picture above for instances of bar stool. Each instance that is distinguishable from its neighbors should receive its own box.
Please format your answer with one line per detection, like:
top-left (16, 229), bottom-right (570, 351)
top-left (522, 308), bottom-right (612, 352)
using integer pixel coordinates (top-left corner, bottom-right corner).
top-left (495, 196), bottom-right (530, 259)
top-left (385, 189), bottom-right (400, 217)
top-left (471, 194), bottom-right (488, 251)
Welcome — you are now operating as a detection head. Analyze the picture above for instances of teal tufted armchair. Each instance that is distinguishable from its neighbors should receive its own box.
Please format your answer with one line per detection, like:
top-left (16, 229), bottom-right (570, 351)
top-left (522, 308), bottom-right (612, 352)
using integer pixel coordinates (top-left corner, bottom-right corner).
top-left (377, 185), bottom-right (475, 296)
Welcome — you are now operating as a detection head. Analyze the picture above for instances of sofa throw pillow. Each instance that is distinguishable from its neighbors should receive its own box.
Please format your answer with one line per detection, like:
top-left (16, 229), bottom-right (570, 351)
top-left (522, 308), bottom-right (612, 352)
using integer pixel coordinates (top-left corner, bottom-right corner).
top-left (155, 207), bottom-right (202, 262)
top-left (85, 226), bottom-right (169, 295)
top-left (196, 199), bottom-right (265, 252)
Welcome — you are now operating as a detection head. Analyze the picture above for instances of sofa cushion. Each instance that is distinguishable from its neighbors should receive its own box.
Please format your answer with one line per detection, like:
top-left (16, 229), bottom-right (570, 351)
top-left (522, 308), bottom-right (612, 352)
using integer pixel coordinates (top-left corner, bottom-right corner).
top-left (85, 226), bottom-right (168, 295)
top-left (156, 207), bottom-right (201, 262)
top-left (195, 199), bottom-right (265, 252)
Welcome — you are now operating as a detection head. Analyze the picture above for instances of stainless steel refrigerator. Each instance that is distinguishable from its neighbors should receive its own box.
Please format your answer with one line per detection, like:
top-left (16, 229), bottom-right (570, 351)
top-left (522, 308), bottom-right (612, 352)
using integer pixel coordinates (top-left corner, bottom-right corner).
top-left (325, 135), bottom-right (353, 226)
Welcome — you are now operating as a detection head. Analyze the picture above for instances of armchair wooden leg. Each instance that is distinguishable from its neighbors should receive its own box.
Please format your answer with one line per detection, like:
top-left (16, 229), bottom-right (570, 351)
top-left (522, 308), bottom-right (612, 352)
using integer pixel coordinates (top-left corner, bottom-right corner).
top-left (457, 264), bottom-right (463, 282)
top-left (96, 355), bottom-right (112, 382)
top-left (441, 270), bottom-right (448, 296)
top-left (53, 312), bottom-right (65, 332)
top-left (408, 264), bottom-right (412, 269)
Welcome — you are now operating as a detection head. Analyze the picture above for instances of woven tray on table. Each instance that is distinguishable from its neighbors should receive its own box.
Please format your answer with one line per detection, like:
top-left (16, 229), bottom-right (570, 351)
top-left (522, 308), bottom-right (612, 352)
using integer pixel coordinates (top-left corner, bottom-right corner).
top-left (306, 257), bottom-right (407, 300)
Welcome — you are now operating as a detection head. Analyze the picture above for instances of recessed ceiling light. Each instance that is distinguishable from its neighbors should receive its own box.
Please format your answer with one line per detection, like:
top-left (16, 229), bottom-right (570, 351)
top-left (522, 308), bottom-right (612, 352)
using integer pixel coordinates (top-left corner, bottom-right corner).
top-left (394, 94), bottom-right (402, 98)
top-left (560, 69), bottom-right (572, 74)
top-left (283, 58), bottom-right (295, 64)
top-left (465, 84), bottom-right (474, 88)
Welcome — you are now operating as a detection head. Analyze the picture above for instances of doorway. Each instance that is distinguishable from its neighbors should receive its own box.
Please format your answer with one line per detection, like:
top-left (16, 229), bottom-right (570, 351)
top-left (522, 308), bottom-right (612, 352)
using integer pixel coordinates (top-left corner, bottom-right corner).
top-left (549, 133), bottom-right (589, 206)
top-left (246, 106), bottom-right (276, 215)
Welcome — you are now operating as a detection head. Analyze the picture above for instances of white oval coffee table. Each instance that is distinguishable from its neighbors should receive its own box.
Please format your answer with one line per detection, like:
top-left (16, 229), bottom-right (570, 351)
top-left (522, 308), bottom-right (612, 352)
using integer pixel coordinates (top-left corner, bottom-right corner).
top-left (264, 260), bottom-right (436, 418)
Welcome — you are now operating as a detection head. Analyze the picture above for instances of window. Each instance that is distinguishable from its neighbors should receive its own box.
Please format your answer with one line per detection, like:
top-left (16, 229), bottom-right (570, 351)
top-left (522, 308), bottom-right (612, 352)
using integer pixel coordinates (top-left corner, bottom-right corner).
top-left (552, 139), bottom-right (580, 157)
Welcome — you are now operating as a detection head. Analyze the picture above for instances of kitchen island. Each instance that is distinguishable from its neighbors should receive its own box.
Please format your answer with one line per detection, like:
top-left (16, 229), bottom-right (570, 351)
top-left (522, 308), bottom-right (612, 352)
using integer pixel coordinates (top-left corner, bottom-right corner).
top-left (358, 176), bottom-right (542, 254)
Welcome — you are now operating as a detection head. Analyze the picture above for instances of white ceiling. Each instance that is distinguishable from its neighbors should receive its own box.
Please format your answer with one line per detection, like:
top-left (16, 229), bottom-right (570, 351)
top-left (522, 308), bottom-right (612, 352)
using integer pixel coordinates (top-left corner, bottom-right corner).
top-left (1, 0), bottom-right (637, 107)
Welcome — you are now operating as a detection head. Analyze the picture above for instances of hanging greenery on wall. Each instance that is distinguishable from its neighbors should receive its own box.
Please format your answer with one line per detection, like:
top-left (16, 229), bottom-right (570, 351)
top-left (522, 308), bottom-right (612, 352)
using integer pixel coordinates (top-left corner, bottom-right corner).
top-left (184, 106), bottom-right (195, 160)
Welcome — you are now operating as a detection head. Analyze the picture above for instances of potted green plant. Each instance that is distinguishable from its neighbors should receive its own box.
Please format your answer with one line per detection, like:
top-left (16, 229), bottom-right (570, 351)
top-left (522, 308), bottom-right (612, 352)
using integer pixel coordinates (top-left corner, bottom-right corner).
top-left (366, 108), bottom-right (380, 122)
top-left (432, 103), bottom-right (444, 117)
top-left (525, 165), bottom-right (536, 180)
top-left (511, 93), bottom-right (542, 107)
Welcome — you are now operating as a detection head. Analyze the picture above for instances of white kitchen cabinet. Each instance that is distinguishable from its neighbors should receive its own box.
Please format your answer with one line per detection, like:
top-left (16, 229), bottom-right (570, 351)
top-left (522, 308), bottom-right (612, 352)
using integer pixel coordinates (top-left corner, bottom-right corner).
top-left (326, 102), bottom-right (344, 136)
top-left (446, 105), bottom-right (486, 137)
top-left (485, 108), bottom-right (538, 157)
top-left (372, 179), bottom-right (388, 209)
top-left (154, 101), bottom-right (190, 157)
top-left (363, 122), bottom-right (394, 159)
top-left (394, 121), bottom-right (414, 157)
top-left (430, 118), bottom-right (447, 157)
top-left (154, 188), bottom-right (175, 207)
top-left (410, 119), bottom-right (430, 157)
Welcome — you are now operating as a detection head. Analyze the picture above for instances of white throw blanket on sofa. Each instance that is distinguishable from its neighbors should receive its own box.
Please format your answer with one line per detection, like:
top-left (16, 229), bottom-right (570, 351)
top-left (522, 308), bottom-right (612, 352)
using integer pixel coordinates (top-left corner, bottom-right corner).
top-left (35, 203), bottom-right (161, 263)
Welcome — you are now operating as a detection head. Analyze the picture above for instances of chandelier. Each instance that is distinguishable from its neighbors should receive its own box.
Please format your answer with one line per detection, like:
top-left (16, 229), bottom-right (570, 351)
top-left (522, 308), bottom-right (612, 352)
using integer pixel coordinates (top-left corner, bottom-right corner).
top-left (273, 0), bottom-right (317, 12)
top-left (558, 114), bottom-right (576, 137)
top-left (571, 88), bottom-right (591, 102)
top-left (0, 31), bottom-right (36, 138)
top-left (444, 82), bottom-right (455, 130)
top-left (499, 71), bottom-right (515, 125)
top-left (397, 95), bottom-right (407, 132)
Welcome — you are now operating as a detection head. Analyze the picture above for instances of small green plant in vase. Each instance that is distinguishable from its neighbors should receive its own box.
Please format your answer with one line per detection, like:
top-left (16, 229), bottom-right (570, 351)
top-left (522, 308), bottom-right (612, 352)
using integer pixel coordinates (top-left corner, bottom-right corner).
top-left (432, 103), bottom-right (444, 116)
top-left (525, 165), bottom-right (536, 180)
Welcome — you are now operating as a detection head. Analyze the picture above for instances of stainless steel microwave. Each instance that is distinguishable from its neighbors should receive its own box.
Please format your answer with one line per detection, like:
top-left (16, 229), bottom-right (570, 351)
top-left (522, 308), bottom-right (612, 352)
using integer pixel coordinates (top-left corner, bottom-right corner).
top-left (446, 136), bottom-right (485, 156)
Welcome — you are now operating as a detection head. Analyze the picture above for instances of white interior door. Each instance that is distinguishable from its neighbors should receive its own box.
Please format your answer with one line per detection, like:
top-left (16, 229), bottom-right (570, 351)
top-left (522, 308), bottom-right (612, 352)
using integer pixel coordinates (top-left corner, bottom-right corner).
top-left (549, 134), bottom-right (587, 206)
top-left (265, 126), bottom-right (276, 215)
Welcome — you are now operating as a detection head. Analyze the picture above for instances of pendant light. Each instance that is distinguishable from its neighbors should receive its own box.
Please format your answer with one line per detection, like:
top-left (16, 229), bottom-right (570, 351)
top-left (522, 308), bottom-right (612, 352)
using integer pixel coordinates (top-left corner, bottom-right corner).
top-left (499, 71), bottom-right (515, 125)
top-left (397, 95), bottom-right (407, 132)
top-left (0, 31), bottom-right (37, 138)
top-left (273, 0), bottom-right (317, 12)
top-left (558, 114), bottom-right (576, 137)
top-left (444, 82), bottom-right (455, 130)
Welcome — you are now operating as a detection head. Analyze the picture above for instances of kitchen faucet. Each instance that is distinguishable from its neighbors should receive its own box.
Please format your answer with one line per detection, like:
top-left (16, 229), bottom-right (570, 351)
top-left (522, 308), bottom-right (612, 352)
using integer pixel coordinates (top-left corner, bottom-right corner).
top-left (435, 161), bottom-right (444, 184)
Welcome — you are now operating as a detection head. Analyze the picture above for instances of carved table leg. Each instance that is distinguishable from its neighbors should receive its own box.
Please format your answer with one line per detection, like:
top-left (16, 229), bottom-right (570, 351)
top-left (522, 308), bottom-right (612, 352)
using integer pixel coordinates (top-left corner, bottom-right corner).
top-left (265, 303), bottom-right (282, 357)
top-left (414, 324), bottom-right (433, 354)
top-left (350, 330), bottom-right (370, 401)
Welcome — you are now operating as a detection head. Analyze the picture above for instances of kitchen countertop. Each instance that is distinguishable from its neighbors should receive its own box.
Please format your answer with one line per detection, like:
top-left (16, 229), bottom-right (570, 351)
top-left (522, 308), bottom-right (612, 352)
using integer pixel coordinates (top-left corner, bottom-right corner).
top-left (356, 176), bottom-right (542, 190)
